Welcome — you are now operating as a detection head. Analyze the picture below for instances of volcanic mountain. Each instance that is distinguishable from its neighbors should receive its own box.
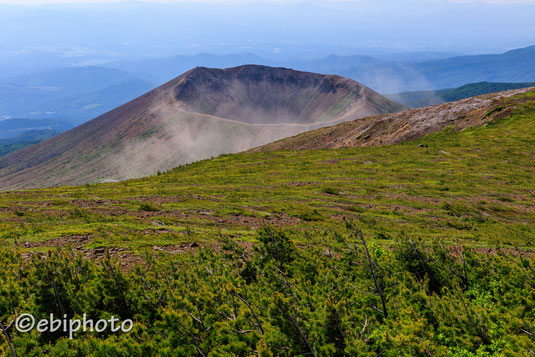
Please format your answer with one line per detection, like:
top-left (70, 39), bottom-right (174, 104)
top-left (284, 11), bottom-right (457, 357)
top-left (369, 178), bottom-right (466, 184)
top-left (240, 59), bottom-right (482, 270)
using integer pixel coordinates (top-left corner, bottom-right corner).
top-left (0, 65), bottom-right (405, 190)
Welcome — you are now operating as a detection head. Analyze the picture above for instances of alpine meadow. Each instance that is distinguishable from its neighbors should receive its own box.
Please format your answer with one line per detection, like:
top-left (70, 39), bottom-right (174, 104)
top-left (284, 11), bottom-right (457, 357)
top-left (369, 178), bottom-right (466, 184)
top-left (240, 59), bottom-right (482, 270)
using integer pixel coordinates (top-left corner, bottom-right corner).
top-left (0, 0), bottom-right (534, 356)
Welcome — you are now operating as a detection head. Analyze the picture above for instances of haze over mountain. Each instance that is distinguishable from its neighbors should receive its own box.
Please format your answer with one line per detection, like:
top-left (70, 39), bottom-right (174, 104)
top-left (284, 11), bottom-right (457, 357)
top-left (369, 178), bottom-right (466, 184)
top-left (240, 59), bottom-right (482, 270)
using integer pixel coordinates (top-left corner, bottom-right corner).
top-left (1, 0), bottom-right (533, 69)
top-left (0, 65), bottom-right (404, 190)
top-left (2, 44), bottom-right (534, 131)
top-left (0, 66), bottom-right (155, 121)
top-left (288, 45), bottom-right (535, 93)
top-left (387, 82), bottom-right (535, 108)
top-left (105, 45), bottom-right (535, 93)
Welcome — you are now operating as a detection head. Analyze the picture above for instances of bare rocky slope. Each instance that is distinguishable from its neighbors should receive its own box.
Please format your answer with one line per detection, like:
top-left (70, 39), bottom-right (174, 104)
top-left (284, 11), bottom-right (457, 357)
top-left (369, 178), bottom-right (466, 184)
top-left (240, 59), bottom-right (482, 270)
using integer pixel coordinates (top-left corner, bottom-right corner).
top-left (250, 87), bottom-right (535, 152)
top-left (0, 65), bottom-right (404, 190)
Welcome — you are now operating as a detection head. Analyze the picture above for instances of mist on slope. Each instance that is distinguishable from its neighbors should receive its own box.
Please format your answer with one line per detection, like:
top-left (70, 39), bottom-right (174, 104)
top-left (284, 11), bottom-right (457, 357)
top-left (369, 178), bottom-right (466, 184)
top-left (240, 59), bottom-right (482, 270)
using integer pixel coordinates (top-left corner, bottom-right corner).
top-left (109, 102), bottom-right (322, 181)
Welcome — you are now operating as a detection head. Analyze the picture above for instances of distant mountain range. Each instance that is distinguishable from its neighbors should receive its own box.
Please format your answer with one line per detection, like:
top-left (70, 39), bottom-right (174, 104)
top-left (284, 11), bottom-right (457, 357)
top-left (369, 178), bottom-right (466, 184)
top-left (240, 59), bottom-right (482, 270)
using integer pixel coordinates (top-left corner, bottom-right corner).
top-left (285, 45), bottom-right (535, 93)
top-left (105, 45), bottom-right (535, 93)
top-left (0, 118), bottom-right (77, 136)
top-left (386, 82), bottom-right (535, 108)
top-left (0, 66), bottom-right (155, 121)
top-left (0, 45), bottom-right (534, 126)
top-left (0, 65), bottom-right (404, 190)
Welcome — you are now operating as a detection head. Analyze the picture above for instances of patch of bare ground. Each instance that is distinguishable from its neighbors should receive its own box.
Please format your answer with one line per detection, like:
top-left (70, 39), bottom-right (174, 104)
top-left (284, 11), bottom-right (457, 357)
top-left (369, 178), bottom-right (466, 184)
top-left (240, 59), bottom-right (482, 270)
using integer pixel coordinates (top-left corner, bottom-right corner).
top-left (132, 195), bottom-right (188, 204)
top-left (19, 235), bottom-right (91, 249)
top-left (129, 210), bottom-right (178, 218)
top-left (209, 213), bottom-right (301, 228)
top-left (449, 245), bottom-right (535, 258)
top-left (150, 241), bottom-right (255, 255)
top-left (71, 198), bottom-right (125, 207)
top-left (22, 241), bottom-right (255, 271)
top-left (128, 208), bottom-right (300, 228)
top-left (20, 239), bottom-right (534, 273)
top-left (83, 247), bottom-right (145, 271)
top-left (373, 192), bottom-right (534, 215)
top-left (283, 181), bottom-right (317, 187)
top-left (320, 158), bottom-right (355, 164)
top-left (140, 227), bottom-right (180, 235)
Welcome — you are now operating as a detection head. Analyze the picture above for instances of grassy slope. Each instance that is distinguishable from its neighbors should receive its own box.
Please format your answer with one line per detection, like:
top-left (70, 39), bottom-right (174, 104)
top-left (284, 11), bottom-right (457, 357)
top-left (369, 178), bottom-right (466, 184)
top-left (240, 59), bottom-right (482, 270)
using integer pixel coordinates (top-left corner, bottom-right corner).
top-left (1, 91), bottom-right (534, 255)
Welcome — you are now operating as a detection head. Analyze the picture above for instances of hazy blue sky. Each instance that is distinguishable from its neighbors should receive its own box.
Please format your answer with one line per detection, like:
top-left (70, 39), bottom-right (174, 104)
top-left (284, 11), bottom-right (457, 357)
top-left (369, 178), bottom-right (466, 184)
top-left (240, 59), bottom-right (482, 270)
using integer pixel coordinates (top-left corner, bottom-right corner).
top-left (1, 0), bottom-right (534, 74)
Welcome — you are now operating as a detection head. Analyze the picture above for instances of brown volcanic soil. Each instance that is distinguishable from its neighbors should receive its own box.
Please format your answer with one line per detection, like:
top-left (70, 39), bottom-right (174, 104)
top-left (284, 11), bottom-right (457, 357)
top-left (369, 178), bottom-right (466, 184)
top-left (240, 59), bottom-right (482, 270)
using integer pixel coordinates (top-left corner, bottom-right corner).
top-left (251, 87), bottom-right (535, 152)
top-left (0, 65), bottom-right (404, 190)
top-left (175, 66), bottom-right (404, 124)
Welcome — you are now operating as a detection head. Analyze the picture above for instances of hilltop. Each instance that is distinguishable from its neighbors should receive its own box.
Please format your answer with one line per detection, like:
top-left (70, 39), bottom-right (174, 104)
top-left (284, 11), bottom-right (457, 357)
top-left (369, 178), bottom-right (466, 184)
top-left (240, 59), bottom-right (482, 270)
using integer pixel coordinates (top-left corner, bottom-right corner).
top-left (0, 65), bottom-right (404, 190)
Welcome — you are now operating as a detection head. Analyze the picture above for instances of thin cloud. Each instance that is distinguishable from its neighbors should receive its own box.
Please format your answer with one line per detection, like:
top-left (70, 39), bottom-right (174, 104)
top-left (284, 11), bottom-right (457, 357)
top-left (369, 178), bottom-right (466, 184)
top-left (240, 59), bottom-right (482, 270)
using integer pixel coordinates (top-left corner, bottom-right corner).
top-left (442, 0), bottom-right (535, 3)
top-left (0, 0), bottom-right (365, 4)
top-left (1, 0), bottom-right (533, 5)
top-left (0, 0), bottom-right (126, 4)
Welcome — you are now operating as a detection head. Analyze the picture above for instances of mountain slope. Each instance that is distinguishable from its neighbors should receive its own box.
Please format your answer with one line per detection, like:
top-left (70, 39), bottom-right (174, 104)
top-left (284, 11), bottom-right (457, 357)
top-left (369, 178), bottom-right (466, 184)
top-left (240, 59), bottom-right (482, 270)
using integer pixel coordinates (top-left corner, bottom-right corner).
top-left (387, 82), bottom-right (535, 108)
top-left (251, 87), bottom-right (535, 152)
top-left (0, 65), bottom-right (404, 190)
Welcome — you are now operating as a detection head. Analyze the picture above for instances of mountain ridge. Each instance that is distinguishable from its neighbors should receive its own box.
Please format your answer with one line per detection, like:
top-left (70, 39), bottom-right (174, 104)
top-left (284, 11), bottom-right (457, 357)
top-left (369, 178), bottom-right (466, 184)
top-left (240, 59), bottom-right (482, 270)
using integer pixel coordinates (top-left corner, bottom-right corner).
top-left (251, 86), bottom-right (535, 152)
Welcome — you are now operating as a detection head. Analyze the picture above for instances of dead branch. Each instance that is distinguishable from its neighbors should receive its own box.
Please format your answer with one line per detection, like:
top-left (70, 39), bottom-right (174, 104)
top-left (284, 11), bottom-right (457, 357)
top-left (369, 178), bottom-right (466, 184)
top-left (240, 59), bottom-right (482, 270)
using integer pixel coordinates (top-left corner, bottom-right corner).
top-left (358, 230), bottom-right (388, 318)
top-left (232, 293), bottom-right (264, 335)
top-left (0, 320), bottom-right (17, 357)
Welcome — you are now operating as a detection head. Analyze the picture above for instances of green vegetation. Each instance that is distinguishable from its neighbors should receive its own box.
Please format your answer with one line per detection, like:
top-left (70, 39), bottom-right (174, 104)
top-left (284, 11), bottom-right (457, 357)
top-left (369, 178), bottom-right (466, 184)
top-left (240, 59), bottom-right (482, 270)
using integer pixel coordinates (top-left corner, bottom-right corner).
top-left (0, 129), bottom-right (59, 158)
top-left (0, 225), bottom-right (534, 355)
top-left (0, 91), bottom-right (534, 354)
top-left (0, 140), bottom-right (39, 157)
